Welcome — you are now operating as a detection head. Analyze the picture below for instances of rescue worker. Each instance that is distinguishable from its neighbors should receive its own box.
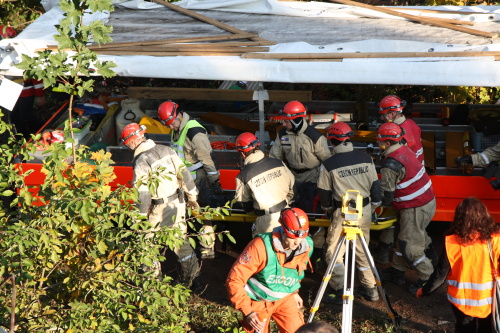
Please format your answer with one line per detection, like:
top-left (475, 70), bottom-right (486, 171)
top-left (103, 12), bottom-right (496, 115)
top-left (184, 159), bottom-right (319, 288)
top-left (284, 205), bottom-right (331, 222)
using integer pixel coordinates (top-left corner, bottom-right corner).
top-left (121, 123), bottom-right (202, 290)
top-left (234, 132), bottom-right (294, 238)
top-left (456, 141), bottom-right (500, 191)
top-left (226, 207), bottom-right (313, 333)
top-left (375, 95), bottom-right (428, 265)
top-left (269, 101), bottom-right (331, 267)
top-left (376, 123), bottom-right (436, 294)
top-left (416, 197), bottom-right (500, 333)
top-left (11, 78), bottom-right (46, 137)
top-left (317, 122), bottom-right (382, 303)
top-left (157, 100), bottom-right (222, 259)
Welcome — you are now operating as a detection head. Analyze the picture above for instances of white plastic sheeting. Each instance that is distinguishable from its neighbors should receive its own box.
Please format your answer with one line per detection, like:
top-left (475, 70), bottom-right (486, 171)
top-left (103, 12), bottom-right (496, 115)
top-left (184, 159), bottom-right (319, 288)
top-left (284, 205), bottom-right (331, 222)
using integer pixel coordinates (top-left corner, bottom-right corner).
top-left (1, 0), bottom-right (500, 86)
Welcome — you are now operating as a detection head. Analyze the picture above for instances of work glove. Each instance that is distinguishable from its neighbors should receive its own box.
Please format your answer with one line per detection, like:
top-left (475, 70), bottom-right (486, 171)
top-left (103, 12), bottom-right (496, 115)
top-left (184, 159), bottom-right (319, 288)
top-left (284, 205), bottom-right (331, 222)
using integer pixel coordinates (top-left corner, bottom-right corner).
top-left (211, 180), bottom-right (224, 195)
top-left (415, 288), bottom-right (424, 299)
top-left (490, 179), bottom-right (500, 191)
top-left (187, 200), bottom-right (200, 212)
top-left (455, 155), bottom-right (473, 167)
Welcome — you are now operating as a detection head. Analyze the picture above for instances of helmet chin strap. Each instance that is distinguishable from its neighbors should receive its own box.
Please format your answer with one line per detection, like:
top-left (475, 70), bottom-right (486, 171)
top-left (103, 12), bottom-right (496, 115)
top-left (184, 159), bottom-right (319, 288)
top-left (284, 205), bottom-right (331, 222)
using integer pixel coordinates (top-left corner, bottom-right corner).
top-left (290, 117), bottom-right (303, 132)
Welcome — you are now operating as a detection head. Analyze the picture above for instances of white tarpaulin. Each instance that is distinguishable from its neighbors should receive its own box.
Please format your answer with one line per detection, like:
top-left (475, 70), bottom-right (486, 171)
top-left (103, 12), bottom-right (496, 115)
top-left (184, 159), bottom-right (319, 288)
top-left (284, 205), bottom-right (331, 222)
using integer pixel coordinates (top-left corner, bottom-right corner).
top-left (1, 0), bottom-right (500, 86)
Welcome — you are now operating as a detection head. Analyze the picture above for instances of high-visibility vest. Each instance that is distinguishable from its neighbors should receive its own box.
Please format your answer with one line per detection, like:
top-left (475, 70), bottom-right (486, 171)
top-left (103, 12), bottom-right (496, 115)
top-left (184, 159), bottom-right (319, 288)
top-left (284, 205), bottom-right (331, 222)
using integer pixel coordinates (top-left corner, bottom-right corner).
top-left (245, 232), bottom-right (312, 302)
top-left (386, 145), bottom-right (434, 210)
top-left (446, 234), bottom-right (500, 318)
top-left (171, 120), bottom-right (204, 175)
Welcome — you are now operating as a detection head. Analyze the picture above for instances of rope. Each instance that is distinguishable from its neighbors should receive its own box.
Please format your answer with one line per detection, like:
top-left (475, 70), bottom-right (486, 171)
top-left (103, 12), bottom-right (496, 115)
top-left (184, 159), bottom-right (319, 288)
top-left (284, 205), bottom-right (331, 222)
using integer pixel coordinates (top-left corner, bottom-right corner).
top-left (211, 141), bottom-right (236, 150)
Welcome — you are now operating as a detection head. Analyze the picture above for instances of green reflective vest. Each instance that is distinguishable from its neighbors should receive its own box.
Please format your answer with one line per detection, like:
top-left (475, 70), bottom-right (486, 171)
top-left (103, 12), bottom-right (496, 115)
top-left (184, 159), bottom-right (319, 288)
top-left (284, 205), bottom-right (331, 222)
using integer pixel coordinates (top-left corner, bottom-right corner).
top-left (171, 119), bottom-right (204, 175)
top-left (246, 233), bottom-right (312, 302)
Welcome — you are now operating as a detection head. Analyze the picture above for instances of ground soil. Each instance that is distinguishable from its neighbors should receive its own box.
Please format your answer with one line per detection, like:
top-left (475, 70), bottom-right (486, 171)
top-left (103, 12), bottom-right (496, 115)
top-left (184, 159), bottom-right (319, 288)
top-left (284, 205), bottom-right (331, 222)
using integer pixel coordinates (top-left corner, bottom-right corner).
top-left (193, 222), bottom-right (456, 333)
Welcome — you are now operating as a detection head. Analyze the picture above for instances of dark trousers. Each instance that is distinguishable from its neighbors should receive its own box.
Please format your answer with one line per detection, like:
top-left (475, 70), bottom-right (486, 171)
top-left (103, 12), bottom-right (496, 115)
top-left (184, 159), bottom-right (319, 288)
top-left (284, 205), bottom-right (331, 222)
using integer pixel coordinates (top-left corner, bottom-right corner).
top-left (451, 303), bottom-right (492, 333)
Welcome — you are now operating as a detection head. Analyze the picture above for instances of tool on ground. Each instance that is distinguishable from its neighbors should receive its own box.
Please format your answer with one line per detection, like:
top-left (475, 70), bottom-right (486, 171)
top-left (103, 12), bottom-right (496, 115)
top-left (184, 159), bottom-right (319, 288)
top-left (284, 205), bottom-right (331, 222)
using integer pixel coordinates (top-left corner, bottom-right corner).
top-left (307, 190), bottom-right (401, 333)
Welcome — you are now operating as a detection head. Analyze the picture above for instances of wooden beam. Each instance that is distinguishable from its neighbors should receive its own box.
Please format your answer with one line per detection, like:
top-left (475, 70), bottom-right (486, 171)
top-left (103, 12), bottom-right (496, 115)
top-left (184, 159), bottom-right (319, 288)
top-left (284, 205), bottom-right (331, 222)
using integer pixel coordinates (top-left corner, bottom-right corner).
top-left (325, 0), bottom-right (497, 38)
top-left (88, 33), bottom-right (259, 50)
top-left (127, 87), bottom-right (313, 102)
top-left (150, 0), bottom-right (274, 43)
top-left (96, 46), bottom-right (270, 53)
top-left (241, 50), bottom-right (500, 59)
top-left (200, 112), bottom-right (276, 134)
top-left (95, 50), bottom-right (246, 56)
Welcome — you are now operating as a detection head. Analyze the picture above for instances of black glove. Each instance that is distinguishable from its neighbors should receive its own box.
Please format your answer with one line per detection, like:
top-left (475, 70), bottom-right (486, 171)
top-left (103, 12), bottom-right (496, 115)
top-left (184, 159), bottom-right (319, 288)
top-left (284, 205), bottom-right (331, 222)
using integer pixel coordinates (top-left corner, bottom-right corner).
top-left (211, 181), bottom-right (223, 195)
top-left (490, 179), bottom-right (500, 191)
top-left (455, 155), bottom-right (473, 167)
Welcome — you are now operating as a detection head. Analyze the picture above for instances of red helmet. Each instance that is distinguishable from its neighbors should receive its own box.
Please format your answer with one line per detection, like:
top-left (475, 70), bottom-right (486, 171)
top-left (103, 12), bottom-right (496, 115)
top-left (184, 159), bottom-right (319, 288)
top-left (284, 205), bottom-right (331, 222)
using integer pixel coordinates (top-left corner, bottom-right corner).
top-left (377, 122), bottom-right (405, 142)
top-left (279, 207), bottom-right (309, 239)
top-left (0, 26), bottom-right (16, 39)
top-left (121, 123), bottom-right (146, 145)
top-left (157, 101), bottom-right (178, 126)
top-left (327, 122), bottom-right (354, 142)
top-left (270, 101), bottom-right (307, 120)
top-left (378, 95), bottom-right (406, 114)
top-left (235, 132), bottom-right (260, 152)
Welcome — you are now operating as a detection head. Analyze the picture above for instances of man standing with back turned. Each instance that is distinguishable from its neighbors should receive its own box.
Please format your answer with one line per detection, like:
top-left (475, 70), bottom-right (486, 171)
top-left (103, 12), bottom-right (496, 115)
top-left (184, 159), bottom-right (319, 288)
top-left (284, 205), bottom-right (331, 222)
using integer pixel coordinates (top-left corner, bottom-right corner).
top-left (234, 132), bottom-right (294, 238)
top-left (318, 122), bottom-right (382, 304)
top-left (121, 123), bottom-right (202, 291)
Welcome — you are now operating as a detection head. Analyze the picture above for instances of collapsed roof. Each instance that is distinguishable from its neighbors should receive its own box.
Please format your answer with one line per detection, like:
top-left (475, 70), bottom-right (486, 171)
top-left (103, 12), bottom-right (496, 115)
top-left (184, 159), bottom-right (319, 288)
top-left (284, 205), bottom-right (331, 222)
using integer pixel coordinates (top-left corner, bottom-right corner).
top-left (1, 0), bottom-right (500, 86)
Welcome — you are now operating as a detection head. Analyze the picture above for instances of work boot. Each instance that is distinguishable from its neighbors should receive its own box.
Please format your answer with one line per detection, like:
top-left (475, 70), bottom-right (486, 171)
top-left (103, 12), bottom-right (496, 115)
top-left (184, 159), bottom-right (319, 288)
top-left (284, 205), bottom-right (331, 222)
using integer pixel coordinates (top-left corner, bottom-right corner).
top-left (425, 244), bottom-right (438, 271)
top-left (322, 289), bottom-right (344, 305)
top-left (371, 242), bottom-right (392, 265)
top-left (408, 279), bottom-right (427, 296)
top-left (190, 277), bottom-right (206, 295)
top-left (200, 247), bottom-right (216, 260)
top-left (355, 285), bottom-right (379, 302)
top-left (378, 267), bottom-right (405, 286)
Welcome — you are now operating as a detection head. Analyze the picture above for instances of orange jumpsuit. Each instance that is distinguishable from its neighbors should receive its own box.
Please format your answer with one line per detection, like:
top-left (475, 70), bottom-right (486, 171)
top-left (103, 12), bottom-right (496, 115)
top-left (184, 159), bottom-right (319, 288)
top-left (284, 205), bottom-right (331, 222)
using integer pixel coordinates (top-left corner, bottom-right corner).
top-left (227, 232), bottom-right (312, 333)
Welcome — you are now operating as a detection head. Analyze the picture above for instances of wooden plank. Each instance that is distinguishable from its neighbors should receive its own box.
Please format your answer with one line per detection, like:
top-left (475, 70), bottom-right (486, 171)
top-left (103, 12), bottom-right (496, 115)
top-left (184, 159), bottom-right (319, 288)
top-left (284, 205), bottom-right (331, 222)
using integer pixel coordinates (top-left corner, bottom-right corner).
top-left (446, 131), bottom-right (464, 169)
top-left (150, 0), bottom-right (272, 43)
top-left (422, 131), bottom-right (435, 174)
top-left (96, 46), bottom-right (270, 53)
top-left (88, 33), bottom-right (259, 50)
top-left (242, 50), bottom-right (500, 59)
top-left (95, 50), bottom-right (246, 56)
top-left (325, 0), bottom-right (497, 38)
top-left (200, 112), bottom-right (276, 133)
top-left (127, 87), bottom-right (312, 102)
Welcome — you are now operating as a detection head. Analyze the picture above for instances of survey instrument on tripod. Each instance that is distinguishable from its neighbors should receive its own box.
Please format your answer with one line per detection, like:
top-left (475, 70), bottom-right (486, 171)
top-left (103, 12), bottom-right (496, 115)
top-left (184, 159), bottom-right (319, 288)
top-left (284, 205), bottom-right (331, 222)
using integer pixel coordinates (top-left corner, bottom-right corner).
top-left (307, 190), bottom-right (401, 333)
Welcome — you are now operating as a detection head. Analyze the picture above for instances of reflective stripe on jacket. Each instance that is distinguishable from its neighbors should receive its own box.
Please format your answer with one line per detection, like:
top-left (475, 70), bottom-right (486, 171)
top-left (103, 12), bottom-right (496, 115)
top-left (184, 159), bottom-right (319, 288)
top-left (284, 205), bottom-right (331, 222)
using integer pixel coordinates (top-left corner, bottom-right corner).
top-left (386, 145), bottom-right (434, 210)
top-left (446, 234), bottom-right (500, 318)
top-left (396, 117), bottom-right (425, 166)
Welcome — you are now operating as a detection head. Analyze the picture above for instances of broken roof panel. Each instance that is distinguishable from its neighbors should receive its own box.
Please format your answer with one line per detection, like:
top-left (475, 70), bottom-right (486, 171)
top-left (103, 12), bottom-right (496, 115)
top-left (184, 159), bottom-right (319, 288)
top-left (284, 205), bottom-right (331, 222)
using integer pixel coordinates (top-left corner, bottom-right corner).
top-left (1, 0), bottom-right (500, 86)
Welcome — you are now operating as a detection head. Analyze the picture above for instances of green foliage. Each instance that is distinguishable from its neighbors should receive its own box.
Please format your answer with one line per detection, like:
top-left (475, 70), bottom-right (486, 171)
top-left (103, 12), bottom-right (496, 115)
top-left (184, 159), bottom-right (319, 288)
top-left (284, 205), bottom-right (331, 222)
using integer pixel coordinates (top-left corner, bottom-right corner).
top-left (0, 0), bottom-right (44, 31)
top-left (0, 130), bottom-right (195, 331)
top-left (16, 0), bottom-right (116, 97)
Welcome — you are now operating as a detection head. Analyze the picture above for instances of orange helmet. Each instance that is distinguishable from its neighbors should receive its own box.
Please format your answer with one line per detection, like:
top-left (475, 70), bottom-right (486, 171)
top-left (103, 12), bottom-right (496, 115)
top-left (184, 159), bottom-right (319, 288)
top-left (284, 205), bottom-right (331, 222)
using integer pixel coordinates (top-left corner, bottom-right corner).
top-left (157, 101), bottom-right (179, 126)
top-left (327, 122), bottom-right (354, 142)
top-left (235, 132), bottom-right (260, 152)
top-left (270, 101), bottom-right (307, 120)
top-left (378, 95), bottom-right (406, 114)
top-left (377, 122), bottom-right (405, 142)
top-left (0, 26), bottom-right (16, 39)
top-left (279, 207), bottom-right (309, 239)
top-left (121, 123), bottom-right (146, 145)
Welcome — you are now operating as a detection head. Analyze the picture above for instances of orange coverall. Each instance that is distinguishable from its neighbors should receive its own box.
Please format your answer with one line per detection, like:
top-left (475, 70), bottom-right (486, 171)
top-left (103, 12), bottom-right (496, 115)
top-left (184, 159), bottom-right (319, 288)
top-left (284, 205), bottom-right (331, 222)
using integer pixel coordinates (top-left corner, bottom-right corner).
top-left (226, 233), bottom-right (309, 333)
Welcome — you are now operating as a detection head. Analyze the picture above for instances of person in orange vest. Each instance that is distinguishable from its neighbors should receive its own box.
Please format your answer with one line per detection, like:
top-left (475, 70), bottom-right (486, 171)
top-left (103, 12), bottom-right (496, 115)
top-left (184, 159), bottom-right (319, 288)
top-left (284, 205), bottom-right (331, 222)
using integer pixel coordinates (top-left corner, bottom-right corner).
top-left (226, 207), bottom-right (313, 333)
top-left (416, 197), bottom-right (500, 333)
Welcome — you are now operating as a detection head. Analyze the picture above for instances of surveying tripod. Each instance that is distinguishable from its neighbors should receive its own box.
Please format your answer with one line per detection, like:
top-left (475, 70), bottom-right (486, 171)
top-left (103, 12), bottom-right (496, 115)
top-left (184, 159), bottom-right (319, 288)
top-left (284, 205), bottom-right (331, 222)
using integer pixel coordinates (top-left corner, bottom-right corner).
top-left (307, 190), bottom-right (401, 333)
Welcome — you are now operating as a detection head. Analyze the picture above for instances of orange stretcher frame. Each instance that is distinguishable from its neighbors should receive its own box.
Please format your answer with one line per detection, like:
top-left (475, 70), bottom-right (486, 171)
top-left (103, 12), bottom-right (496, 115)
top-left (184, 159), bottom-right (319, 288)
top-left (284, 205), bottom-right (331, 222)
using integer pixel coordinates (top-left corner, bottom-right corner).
top-left (15, 162), bottom-right (500, 224)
